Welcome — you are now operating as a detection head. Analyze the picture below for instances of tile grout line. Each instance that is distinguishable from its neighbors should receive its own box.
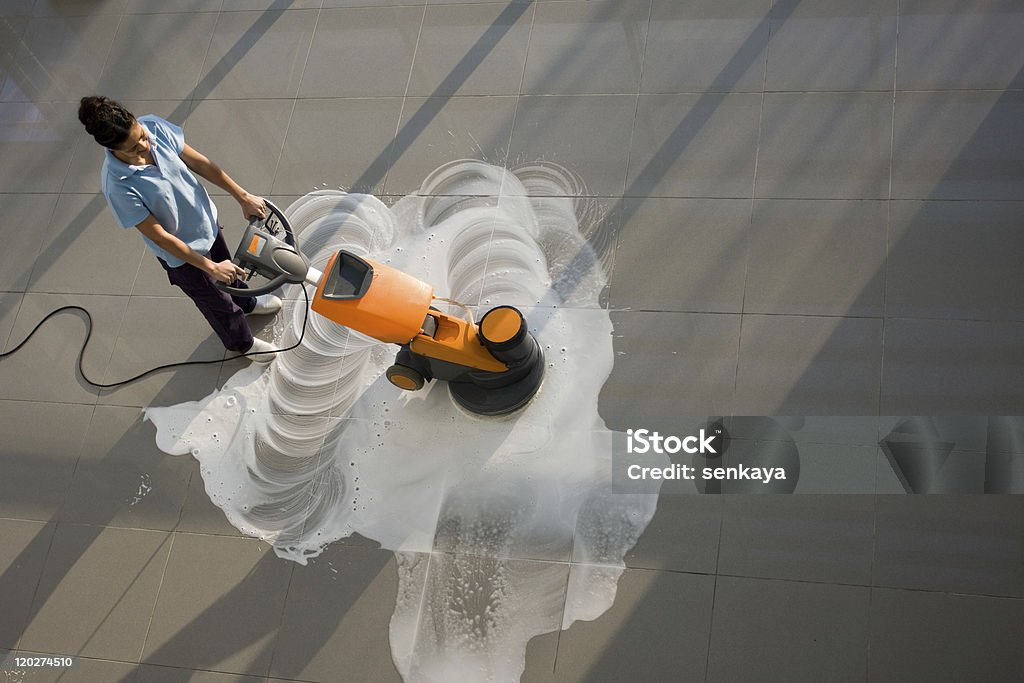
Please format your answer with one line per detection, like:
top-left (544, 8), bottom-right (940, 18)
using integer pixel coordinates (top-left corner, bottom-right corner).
top-left (878, 0), bottom-right (901, 421)
top-left (188, 2), bottom-right (222, 113)
top-left (93, 283), bottom-right (134, 396)
top-left (11, 515), bottom-right (62, 654)
top-left (403, 550), bottom-right (434, 675)
top-left (263, 557), bottom-right (298, 680)
top-left (59, 3), bottom-right (128, 191)
top-left (617, 0), bottom-right (654, 202)
top-left (550, 547), bottom-right (573, 678)
top-left (268, 3), bottom-right (323, 197)
top-left (380, 1), bottom-right (428, 196)
top-left (731, 0), bottom-right (775, 418)
top-left (504, 0), bottom-right (537, 169)
top-left (136, 530), bottom-right (177, 666)
top-left (598, 0), bottom-right (653, 312)
top-left (868, 3), bottom-right (902, 676)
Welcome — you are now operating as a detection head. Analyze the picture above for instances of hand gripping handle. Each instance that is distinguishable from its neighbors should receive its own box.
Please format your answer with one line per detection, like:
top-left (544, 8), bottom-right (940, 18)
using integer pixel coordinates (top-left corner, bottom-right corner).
top-left (215, 199), bottom-right (298, 297)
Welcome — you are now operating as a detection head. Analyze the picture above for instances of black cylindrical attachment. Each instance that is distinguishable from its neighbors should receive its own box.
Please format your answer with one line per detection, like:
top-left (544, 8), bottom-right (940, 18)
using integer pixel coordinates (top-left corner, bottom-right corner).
top-left (478, 306), bottom-right (532, 363)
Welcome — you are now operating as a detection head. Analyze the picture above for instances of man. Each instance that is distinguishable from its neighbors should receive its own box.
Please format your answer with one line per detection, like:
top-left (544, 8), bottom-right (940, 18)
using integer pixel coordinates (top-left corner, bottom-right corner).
top-left (78, 95), bottom-right (280, 362)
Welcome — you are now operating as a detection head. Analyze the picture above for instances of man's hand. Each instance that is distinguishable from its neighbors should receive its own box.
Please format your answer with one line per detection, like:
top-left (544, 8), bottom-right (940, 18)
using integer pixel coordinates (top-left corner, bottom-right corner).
top-left (239, 192), bottom-right (267, 221)
top-left (209, 259), bottom-right (246, 285)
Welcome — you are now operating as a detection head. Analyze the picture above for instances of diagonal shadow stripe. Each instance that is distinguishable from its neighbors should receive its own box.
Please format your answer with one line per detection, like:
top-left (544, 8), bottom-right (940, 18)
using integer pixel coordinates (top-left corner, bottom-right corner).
top-left (347, 0), bottom-right (535, 194)
top-left (0, 0), bottom-right (306, 659)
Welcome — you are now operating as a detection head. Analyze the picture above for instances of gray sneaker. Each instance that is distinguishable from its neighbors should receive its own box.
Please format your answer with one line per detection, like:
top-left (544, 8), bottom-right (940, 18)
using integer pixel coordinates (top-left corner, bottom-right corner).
top-left (245, 337), bottom-right (279, 363)
top-left (247, 294), bottom-right (282, 316)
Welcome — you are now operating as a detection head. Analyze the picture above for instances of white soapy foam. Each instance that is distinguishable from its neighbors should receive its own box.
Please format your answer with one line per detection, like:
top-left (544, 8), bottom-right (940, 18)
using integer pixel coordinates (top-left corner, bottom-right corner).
top-left (145, 160), bottom-right (659, 682)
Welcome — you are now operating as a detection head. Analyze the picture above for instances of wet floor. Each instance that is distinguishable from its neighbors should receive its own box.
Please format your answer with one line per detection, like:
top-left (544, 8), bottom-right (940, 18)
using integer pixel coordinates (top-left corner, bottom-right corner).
top-left (1, 1), bottom-right (1023, 681)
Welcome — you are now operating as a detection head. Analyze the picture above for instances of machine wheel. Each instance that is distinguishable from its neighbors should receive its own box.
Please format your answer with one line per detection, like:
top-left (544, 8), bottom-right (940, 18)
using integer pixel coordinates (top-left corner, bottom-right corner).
top-left (386, 364), bottom-right (425, 391)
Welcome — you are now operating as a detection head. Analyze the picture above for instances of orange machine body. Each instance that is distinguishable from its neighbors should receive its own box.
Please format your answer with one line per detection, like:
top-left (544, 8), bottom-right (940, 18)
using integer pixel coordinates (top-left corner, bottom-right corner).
top-left (311, 251), bottom-right (507, 373)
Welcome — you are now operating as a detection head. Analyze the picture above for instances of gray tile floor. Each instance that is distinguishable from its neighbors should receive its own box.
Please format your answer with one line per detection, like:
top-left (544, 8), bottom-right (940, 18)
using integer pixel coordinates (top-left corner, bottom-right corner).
top-left (1, 0), bottom-right (1023, 681)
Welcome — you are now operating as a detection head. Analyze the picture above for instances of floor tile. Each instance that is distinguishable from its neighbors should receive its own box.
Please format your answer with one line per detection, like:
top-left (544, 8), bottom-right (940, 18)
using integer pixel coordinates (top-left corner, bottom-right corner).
top-left (641, 0), bottom-right (770, 94)
top-left (10, 657), bottom-right (137, 683)
top-left (26, 193), bottom-right (145, 296)
top-left (744, 199), bottom-right (887, 316)
top-left (142, 533), bottom-right (292, 675)
top-left (383, 96), bottom-right (517, 196)
top-left (408, 2), bottom-right (533, 97)
top-left (97, 12), bottom-right (219, 100)
top-left (298, 7), bottom-right (423, 98)
top-left (224, 0), bottom-right (320, 8)
top-left (509, 95), bottom-right (636, 197)
top-left (0, 519), bottom-right (54, 650)
top-left (403, 554), bottom-right (566, 681)
top-left (719, 495), bottom-right (874, 584)
top-left (61, 405), bottom-right (192, 531)
top-left (707, 576), bottom-right (870, 683)
top-left (524, 0), bottom-right (650, 95)
top-left (0, 14), bottom-right (119, 104)
top-left (427, 0), bottom-right (530, 4)
top-left (184, 99), bottom-right (294, 198)
top-left (274, 98), bottom-right (403, 195)
top-left (877, 447), bottom-right (1016, 495)
top-left (125, 0), bottom-right (223, 12)
top-left (873, 495), bottom-right (1024, 597)
top-left (62, 100), bottom-right (187, 195)
top-left (175, 459), bottom-right (246, 538)
top-left (434, 472), bottom-right (575, 563)
top-left (20, 525), bottom-right (171, 661)
top-left (0, 0), bottom-right (34, 17)
top-left (800, 442), bottom-right (882, 493)
top-left (887, 201), bottom-right (1024, 322)
top-left (97, 296), bottom-right (227, 408)
top-left (893, 91), bottom-right (1024, 201)
top-left (270, 545), bottom-right (402, 682)
top-left (0, 102), bottom-right (79, 193)
top-left (600, 311), bottom-right (739, 427)
top-left (0, 293), bottom-right (127, 404)
top-left (876, 415), bottom-right (1010, 457)
top-left (756, 92), bottom-right (892, 199)
top-left (0, 292), bottom-right (22, 348)
top-left (897, 0), bottom-right (1024, 90)
top-left (31, 0), bottom-right (128, 15)
top-left (0, 194), bottom-right (56, 292)
top-left (626, 93), bottom-right (761, 198)
top-left (880, 318), bottom-right (1024, 415)
top-left (735, 314), bottom-right (883, 415)
top-left (0, 400), bottom-right (92, 520)
top-left (194, 9), bottom-right (317, 100)
top-left (551, 567), bottom-right (714, 683)
top-left (867, 588), bottom-right (1024, 682)
top-left (129, 664), bottom-right (265, 682)
top-left (725, 416), bottom-right (883, 448)
top-left (765, 0), bottom-right (897, 92)
top-left (0, 17), bottom-right (30, 101)
top-left (610, 198), bottom-right (750, 313)
top-left (624, 494), bottom-right (722, 574)
top-left (130, 250), bottom-right (188, 299)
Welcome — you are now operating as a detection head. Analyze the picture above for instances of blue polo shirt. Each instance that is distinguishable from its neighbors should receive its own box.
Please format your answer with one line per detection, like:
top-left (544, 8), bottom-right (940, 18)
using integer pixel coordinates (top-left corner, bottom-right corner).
top-left (101, 115), bottom-right (218, 268)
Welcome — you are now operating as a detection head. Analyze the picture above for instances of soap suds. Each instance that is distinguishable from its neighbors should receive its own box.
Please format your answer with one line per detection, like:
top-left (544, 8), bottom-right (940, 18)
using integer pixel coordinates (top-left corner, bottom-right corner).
top-left (146, 160), bottom-right (659, 682)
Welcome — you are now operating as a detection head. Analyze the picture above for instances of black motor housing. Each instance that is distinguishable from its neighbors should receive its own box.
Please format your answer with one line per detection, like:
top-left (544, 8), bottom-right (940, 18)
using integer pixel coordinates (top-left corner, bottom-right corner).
top-left (388, 306), bottom-right (545, 416)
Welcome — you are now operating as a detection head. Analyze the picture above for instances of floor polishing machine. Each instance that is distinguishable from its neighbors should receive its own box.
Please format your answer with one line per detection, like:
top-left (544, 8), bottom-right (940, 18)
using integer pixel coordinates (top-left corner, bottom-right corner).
top-left (218, 201), bottom-right (545, 416)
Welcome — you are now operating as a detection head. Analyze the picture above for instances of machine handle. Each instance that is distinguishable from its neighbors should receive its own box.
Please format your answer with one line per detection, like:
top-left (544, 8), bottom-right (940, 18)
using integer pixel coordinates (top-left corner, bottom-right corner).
top-left (216, 199), bottom-right (299, 298)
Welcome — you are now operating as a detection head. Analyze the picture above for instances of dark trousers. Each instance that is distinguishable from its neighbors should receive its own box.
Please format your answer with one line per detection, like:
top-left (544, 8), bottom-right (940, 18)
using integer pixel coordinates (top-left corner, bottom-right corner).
top-left (159, 229), bottom-right (255, 352)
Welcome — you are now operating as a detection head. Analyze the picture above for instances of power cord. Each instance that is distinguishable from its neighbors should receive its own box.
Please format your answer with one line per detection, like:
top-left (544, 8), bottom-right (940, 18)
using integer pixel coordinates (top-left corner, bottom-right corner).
top-left (0, 286), bottom-right (309, 389)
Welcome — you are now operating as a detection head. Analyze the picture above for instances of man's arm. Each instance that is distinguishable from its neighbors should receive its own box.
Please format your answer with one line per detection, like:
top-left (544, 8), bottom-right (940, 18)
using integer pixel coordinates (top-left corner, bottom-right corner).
top-left (179, 144), bottom-right (266, 220)
top-left (135, 214), bottom-right (244, 284)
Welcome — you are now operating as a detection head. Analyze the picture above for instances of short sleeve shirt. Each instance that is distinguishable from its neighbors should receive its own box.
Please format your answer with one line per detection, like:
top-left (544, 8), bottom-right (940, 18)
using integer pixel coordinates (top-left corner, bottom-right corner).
top-left (100, 115), bottom-right (218, 268)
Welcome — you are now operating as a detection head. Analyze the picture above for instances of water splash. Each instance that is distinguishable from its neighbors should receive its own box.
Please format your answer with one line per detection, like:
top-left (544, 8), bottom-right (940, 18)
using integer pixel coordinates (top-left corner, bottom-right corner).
top-left (145, 160), bottom-right (658, 682)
